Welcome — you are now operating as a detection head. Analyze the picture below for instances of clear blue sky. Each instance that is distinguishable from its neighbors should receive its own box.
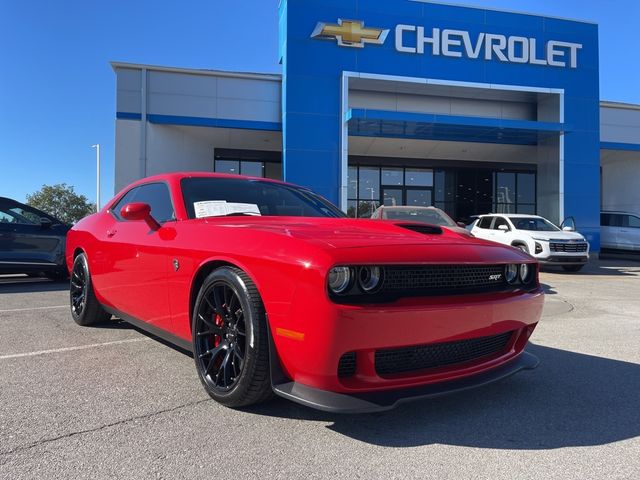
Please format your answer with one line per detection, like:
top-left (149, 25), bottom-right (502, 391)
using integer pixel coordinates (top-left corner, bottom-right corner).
top-left (1, 0), bottom-right (638, 205)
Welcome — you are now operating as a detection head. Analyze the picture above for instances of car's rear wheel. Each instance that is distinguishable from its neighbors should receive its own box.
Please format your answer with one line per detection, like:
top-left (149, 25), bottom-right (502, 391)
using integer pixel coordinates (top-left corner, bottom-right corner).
top-left (562, 265), bottom-right (584, 272)
top-left (192, 267), bottom-right (272, 408)
top-left (70, 253), bottom-right (111, 326)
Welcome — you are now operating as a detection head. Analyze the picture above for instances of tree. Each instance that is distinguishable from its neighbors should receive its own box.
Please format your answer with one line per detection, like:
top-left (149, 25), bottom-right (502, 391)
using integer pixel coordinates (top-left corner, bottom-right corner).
top-left (26, 184), bottom-right (95, 224)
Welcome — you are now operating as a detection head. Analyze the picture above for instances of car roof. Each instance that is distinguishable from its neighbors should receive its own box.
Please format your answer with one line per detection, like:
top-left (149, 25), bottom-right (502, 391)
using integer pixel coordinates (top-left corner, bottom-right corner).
top-left (377, 206), bottom-right (440, 210)
top-left (601, 210), bottom-right (638, 215)
top-left (478, 213), bottom-right (543, 219)
top-left (132, 171), bottom-right (290, 187)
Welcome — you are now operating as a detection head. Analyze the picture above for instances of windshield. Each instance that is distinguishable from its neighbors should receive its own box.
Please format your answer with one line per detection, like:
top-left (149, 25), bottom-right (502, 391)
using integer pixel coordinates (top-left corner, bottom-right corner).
top-left (511, 217), bottom-right (560, 232)
top-left (181, 177), bottom-right (346, 219)
top-left (382, 208), bottom-right (456, 227)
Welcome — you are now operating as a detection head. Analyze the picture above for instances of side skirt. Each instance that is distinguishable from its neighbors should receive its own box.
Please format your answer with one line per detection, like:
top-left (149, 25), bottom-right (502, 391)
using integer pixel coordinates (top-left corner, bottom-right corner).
top-left (103, 306), bottom-right (193, 353)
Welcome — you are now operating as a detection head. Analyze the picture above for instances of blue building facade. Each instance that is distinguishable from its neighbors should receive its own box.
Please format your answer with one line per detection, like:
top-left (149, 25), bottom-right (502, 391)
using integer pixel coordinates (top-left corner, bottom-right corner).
top-left (279, 0), bottom-right (601, 248)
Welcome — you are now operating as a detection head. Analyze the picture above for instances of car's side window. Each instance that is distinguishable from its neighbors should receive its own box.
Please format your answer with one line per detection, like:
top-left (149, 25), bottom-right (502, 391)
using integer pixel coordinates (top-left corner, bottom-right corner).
top-left (0, 205), bottom-right (37, 225)
top-left (625, 215), bottom-right (640, 228)
top-left (111, 187), bottom-right (140, 221)
top-left (601, 214), bottom-right (611, 226)
top-left (608, 214), bottom-right (623, 227)
top-left (492, 217), bottom-right (510, 230)
top-left (477, 217), bottom-right (492, 229)
top-left (112, 183), bottom-right (175, 224)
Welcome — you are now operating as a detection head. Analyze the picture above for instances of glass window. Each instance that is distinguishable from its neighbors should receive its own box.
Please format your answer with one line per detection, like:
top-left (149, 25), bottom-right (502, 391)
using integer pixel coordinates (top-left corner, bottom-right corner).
top-left (492, 217), bottom-right (510, 230)
top-left (478, 216), bottom-right (493, 229)
top-left (181, 177), bottom-right (345, 219)
top-left (113, 183), bottom-right (175, 223)
top-left (406, 189), bottom-right (432, 207)
top-left (383, 189), bottom-right (403, 207)
top-left (358, 167), bottom-right (380, 201)
top-left (517, 173), bottom-right (536, 204)
top-left (511, 217), bottom-right (560, 232)
top-left (381, 168), bottom-right (403, 186)
top-left (601, 214), bottom-right (611, 226)
top-left (215, 160), bottom-right (240, 175)
top-left (348, 166), bottom-right (358, 199)
top-left (356, 201), bottom-right (378, 219)
top-left (405, 168), bottom-right (433, 187)
top-left (382, 207), bottom-right (455, 226)
top-left (347, 200), bottom-right (357, 218)
top-left (241, 161), bottom-right (264, 178)
top-left (517, 204), bottom-right (536, 214)
top-left (495, 172), bottom-right (516, 205)
top-left (625, 215), bottom-right (640, 228)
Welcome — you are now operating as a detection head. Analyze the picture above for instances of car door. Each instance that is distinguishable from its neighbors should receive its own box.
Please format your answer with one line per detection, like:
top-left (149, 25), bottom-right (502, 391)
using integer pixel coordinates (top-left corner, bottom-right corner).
top-left (471, 216), bottom-right (494, 241)
top-left (99, 182), bottom-right (176, 330)
top-left (489, 216), bottom-right (511, 246)
top-left (619, 214), bottom-right (640, 251)
top-left (0, 200), bottom-right (63, 271)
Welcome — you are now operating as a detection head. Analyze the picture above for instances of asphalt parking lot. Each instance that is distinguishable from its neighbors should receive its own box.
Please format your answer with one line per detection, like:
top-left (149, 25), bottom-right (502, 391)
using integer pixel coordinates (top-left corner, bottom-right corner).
top-left (1, 259), bottom-right (639, 480)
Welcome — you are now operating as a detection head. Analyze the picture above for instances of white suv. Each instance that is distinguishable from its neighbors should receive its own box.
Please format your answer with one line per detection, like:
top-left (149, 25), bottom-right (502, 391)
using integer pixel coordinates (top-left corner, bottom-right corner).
top-left (470, 214), bottom-right (590, 272)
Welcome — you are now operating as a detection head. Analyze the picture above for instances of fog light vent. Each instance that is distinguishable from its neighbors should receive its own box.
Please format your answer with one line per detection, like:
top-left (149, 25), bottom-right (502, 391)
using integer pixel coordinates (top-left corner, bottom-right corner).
top-left (338, 352), bottom-right (356, 378)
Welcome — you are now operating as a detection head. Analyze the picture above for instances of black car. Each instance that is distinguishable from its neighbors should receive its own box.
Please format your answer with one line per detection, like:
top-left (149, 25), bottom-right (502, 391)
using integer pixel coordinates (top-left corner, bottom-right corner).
top-left (0, 197), bottom-right (70, 279)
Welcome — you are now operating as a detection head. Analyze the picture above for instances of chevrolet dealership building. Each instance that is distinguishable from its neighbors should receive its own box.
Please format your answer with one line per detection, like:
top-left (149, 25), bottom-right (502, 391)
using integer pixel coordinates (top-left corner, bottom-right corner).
top-left (112, 0), bottom-right (640, 251)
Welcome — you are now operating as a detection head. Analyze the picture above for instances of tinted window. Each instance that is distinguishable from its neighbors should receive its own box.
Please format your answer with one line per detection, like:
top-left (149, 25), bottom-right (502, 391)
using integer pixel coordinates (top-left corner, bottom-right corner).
top-left (512, 217), bottom-right (560, 231)
top-left (477, 217), bottom-right (493, 229)
top-left (492, 217), bottom-right (510, 230)
top-left (113, 183), bottom-right (175, 223)
top-left (382, 208), bottom-right (455, 227)
top-left (181, 178), bottom-right (345, 219)
top-left (601, 213), bottom-right (611, 226)
top-left (624, 215), bottom-right (640, 228)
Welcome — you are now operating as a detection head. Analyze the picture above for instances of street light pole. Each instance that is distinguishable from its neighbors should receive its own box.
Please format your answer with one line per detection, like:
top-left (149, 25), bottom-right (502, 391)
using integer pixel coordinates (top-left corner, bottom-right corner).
top-left (91, 144), bottom-right (100, 211)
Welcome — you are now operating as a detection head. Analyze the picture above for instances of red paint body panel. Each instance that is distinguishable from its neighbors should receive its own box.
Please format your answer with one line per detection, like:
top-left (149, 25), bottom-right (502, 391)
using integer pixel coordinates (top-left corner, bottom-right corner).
top-left (66, 172), bottom-right (543, 397)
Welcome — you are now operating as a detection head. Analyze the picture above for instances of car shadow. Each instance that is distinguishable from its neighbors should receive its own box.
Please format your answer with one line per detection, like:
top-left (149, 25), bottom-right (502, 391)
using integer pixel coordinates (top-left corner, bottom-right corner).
top-left (246, 343), bottom-right (640, 450)
top-left (0, 276), bottom-right (69, 294)
top-left (540, 282), bottom-right (557, 295)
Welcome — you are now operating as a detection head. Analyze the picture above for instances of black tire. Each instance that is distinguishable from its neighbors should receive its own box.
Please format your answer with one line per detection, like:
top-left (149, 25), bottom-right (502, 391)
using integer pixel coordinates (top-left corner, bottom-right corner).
top-left (192, 267), bottom-right (272, 408)
top-left (514, 244), bottom-right (529, 254)
top-left (562, 265), bottom-right (584, 272)
top-left (70, 253), bottom-right (111, 326)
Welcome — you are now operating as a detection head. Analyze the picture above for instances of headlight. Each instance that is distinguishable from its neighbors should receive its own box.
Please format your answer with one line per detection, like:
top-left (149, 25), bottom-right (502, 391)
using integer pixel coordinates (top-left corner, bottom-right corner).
top-left (505, 264), bottom-right (518, 284)
top-left (358, 266), bottom-right (383, 293)
top-left (328, 266), bottom-right (352, 294)
top-left (520, 263), bottom-right (534, 284)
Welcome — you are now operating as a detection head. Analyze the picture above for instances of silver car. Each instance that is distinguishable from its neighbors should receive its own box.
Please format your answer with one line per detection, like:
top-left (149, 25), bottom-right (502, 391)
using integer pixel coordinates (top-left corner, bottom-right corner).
top-left (601, 211), bottom-right (640, 252)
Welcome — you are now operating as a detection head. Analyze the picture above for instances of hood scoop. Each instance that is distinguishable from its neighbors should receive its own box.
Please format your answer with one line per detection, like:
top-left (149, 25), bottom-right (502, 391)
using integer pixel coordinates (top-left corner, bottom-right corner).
top-left (396, 223), bottom-right (443, 235)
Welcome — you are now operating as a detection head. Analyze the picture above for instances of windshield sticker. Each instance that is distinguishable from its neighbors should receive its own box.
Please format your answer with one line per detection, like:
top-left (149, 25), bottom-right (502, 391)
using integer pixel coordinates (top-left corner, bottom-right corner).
top-left (194, 201), bottom-right (261, 218)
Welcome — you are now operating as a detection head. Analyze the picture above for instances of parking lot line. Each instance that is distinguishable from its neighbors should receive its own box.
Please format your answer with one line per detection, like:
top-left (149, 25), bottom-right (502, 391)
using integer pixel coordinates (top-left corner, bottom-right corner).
top-left (0, 305), bottom-right (67, 313)
top-left (0, 338), bottom-right (150, 361)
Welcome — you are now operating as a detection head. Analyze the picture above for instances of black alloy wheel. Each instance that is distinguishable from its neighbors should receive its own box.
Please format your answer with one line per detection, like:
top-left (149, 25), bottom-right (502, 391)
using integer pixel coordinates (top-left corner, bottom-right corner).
top-left (192, 267), bottom-right (272, 407)
top-left (70, 259), bottom-right (87, 317)
top-left (195, 282), bottom-right (247, 391)
top-left (69, 253), bottom-right (111, 326)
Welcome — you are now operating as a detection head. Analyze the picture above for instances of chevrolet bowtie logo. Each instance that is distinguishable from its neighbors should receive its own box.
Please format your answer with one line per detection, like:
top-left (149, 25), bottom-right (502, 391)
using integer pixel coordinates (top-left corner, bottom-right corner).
top-left (311, 19), bottom-right (389, 48)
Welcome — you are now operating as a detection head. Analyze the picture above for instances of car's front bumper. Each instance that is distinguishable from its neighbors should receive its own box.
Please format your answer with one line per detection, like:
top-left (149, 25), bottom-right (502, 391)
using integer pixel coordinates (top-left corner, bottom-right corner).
top-left (537, 255), bottom-right (589, 266)
top-left (272, 351), bottom-right (539, 413)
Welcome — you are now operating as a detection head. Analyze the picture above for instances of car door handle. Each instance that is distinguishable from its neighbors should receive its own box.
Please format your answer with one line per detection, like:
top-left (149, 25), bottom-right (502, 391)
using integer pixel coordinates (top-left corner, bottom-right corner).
top-left (107, 229), bottom-right (118, 238)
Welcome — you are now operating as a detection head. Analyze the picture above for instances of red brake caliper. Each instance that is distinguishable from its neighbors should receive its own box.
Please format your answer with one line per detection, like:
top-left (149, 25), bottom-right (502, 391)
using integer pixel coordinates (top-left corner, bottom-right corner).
top-left (213, 313), bottom-right (223, 347)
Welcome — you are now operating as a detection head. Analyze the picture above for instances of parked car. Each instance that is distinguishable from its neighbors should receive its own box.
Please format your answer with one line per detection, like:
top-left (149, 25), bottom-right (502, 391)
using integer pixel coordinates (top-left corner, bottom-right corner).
top-left (0, 197), bottom-right (70, 279)
top-left (370, 206), bottom-right (470, 235)
top-left (66, 172), bottom-right (543, 413)
top-left (601, 211), bottom-right (640, 253)
top-left (470, 214), bottom-right (589, 272)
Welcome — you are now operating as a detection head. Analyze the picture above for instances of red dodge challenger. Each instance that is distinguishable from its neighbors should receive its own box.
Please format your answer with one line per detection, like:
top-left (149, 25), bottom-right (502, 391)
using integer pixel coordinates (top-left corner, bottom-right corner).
top-left (66, 172), bottom-right (543, 413)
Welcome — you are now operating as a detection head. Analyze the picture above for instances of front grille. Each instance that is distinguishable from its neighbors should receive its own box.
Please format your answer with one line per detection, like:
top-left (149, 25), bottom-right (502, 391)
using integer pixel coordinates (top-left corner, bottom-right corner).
top-left (375, 331), bottom-right (514, 376)
top-left (550, 242), bottom-right (588, 253)
top-left (381, 264), bottom-right (507, 295)
top-left (338, 352), bottom-right (357, 377)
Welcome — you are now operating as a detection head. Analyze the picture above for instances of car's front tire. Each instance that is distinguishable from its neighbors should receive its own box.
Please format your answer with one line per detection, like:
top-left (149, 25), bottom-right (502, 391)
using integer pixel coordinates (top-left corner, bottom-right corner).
top-left (70, 253), bottom-right (111, 326)
top-left (192, 267), bottom-right (273, 408)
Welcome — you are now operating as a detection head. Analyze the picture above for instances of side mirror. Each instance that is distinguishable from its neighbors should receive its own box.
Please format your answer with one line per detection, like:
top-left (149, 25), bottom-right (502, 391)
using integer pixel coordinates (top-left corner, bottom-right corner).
top-left (40, 217), bottom-right (53, 229)
top-left (498, 224), bottom-right (509, 232)
top-left (120, 202), bottom-right (161, 230)
top-left (560, 216), bottom-right (576, 232)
